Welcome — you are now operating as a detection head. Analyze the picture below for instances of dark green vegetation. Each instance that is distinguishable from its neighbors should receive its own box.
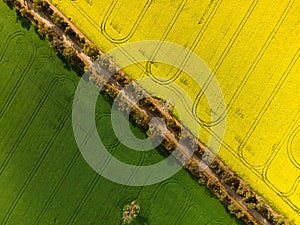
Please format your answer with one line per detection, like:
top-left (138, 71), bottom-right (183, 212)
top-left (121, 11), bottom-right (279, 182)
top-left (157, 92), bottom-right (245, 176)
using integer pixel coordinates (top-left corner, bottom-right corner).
top-left (0, 2), bottom-right (243, 224)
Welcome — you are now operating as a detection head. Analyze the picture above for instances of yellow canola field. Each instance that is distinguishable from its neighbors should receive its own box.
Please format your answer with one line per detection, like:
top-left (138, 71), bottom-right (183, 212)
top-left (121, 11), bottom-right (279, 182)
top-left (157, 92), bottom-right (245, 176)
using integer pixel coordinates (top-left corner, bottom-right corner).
top-left (51, 0), bottom-right (300, 223)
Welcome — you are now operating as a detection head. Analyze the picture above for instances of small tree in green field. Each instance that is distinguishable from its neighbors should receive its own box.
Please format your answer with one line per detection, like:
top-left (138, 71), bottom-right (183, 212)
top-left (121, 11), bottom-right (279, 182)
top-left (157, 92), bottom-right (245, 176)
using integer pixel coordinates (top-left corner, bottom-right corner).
top-left (121, 201), bottom-right (140, 224)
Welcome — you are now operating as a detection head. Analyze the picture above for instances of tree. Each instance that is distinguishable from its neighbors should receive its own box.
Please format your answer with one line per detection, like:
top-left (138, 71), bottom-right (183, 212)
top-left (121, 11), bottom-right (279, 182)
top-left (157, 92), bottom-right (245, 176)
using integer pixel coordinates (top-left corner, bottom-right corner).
top-left (166, 118), bottom-right (181, 135)
top-left (195, 145), bottom-right (205, 157)
top-left (108, 64), bottom-right (117, 74)
top-left (121, 201), bottom-right (140, 224)
top-left (185, 159), bottom-right (200, 175)
top-left (32, 0), bottom-right (49, 12)
top-left (14, 1), bottom-right (21, 9)
top-left (97, 55), bottom-right (110, 69)
top-left (37, 21), bottom-right (53, 40)
top-left (147, 122), bottom-right (162, 139)
top-left (113, 71), bottom-right (131, 85)
top-left (116, 94), bottom-right (132, 113)
top-left (255, 199), bottom-right (269, 219)
top-left (223, 175), bottom-right (240, 190)
top-left (228, 202), bottom-right (241, 215)
top-left (65, 26), bottom-right (75, 37)
top-left (272, 216), bottom-right (287, 225)
top-left (75, 33), bottom-right (86, 46)
top-left (50, 13), bottom-right (67, 30)
top-left (62, 47), bottom-right (81, 66)
top-left (82, 43), bottom-right (99, 60)
top-left (50, 37), bottom-right (65, 55)
top-left (19, 8), bottom-right (34, 23)
top-left (3, 0), bottom-right (17, 8)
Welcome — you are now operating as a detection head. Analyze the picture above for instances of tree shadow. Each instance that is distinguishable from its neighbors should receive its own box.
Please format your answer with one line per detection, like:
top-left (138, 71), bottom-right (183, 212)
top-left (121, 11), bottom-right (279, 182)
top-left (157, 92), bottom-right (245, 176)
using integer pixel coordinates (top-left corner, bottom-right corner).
top-left (33, 26), bottom-right (47, 41)
top-left (15, 11), bottom-right (31, 30)
top-left (134, 215), bottom-right (149, 225)
top-left (5, 2), bottom-right (15, 9)
top-left (54, 53), bottom-right (84, 76)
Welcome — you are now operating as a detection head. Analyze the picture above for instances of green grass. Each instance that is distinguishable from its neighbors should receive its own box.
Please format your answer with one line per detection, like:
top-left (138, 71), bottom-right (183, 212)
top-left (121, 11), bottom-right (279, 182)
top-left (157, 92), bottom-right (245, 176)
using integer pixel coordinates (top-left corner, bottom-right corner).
top-left (0, 3), bottom-right (243, 225)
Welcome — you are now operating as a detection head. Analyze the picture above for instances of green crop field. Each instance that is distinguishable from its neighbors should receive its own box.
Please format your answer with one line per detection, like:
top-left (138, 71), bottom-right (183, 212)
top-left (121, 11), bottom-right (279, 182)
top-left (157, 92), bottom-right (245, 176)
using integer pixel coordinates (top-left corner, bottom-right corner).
top-left (0, 3), bottom-right (243, 224)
